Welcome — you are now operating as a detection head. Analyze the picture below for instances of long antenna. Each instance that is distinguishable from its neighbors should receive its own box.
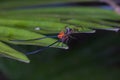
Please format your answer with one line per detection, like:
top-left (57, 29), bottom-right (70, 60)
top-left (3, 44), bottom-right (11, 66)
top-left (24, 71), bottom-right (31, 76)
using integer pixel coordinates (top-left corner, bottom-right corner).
top-left (26, 40), bottom-right (59, 55)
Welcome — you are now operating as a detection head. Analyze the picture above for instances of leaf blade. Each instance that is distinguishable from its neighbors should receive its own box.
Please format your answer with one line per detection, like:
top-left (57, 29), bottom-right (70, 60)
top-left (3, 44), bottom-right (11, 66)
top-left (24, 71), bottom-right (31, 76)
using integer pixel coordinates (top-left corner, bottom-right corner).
top-left (0, 41), bottom-right (30, 63)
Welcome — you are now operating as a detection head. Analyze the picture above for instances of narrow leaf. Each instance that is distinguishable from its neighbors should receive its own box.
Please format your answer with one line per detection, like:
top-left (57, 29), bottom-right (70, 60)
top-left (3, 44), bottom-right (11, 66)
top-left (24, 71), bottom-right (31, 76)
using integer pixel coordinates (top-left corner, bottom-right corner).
top-left (0, 26), bottom-right (68, 49)
top-left (0, 41), bottom-right (30, 63)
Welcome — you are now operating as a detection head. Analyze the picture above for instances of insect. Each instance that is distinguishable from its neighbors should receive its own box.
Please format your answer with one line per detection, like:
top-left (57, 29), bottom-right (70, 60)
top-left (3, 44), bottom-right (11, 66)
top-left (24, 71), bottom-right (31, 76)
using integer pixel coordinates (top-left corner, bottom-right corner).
top-left (10, 27), bottom-right (77, 55)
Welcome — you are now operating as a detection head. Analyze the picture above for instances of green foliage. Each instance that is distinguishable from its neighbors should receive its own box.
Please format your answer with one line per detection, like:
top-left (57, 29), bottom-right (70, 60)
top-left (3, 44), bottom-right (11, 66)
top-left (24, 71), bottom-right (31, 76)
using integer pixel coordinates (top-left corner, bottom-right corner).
top-left (0, 26), bottom-right (59, 46)
top-left (0, 1), bottom-right (120, 63)
top-left (0, 41), bottom-right (29, 63)
top-left (0, 0), bottom-right (120, 80)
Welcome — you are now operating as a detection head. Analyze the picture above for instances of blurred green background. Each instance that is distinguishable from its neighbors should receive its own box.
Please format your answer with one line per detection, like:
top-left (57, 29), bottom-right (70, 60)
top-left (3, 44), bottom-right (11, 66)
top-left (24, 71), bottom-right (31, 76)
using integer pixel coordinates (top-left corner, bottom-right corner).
top-left (0, 0), bottom-right (120, 80)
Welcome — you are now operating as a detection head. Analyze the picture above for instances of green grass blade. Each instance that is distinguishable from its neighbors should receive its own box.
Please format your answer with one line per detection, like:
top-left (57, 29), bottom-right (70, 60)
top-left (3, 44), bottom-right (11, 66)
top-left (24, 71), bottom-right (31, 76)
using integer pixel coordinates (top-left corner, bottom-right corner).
top-left (0, 41), bottom-right (30, 63)
top-left (0, 19), bottom-right (93, 33)
top-left (0, 26), bottom-right (68, 49)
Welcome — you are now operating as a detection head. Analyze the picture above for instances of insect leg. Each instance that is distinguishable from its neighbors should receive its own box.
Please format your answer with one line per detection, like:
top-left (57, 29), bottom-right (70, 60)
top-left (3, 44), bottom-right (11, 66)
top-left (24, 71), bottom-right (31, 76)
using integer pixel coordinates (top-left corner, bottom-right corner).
top-left (65, 38), bottom-right (70, 44)
top-left (26, 40), bottom-right (59, 55)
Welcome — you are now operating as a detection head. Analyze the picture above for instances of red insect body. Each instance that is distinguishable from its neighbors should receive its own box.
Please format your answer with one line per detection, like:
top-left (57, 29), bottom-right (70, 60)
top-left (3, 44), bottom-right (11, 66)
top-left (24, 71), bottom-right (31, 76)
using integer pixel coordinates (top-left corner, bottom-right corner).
top-left (57, 31), bottom-right (65, 39)
top-left (57, 27), bottom-right (74, 43)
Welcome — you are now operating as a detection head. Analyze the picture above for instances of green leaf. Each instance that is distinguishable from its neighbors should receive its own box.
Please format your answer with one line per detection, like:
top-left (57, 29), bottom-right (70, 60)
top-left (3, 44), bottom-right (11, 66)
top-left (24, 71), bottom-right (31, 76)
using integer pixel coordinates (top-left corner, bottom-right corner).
top-left (0, 26), bottom-right (68, 49)
top-left (0, 2), bottom-right (120, 63)
top-left (0, 0), bottom-right (120, 80)
top-left (0, 19), bottom-right (93, 34)
top-left (63, 19), bottom-right (120, 31)
top-left (0, 41), bottom-right (30, 63)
